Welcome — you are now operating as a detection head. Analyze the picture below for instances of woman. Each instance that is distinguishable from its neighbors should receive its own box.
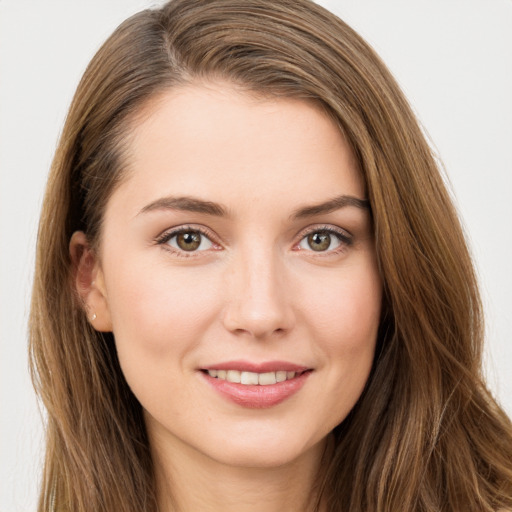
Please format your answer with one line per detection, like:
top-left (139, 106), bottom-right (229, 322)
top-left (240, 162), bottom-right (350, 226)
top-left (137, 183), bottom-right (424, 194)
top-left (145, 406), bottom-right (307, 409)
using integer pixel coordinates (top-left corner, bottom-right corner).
top-left (29, 0), bottom-right (512, 511)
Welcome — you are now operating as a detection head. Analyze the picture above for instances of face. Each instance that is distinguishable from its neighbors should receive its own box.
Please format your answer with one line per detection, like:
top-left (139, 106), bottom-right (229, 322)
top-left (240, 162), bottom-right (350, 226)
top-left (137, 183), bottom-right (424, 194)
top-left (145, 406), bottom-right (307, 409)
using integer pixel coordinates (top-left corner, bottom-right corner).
top-left (86, 83), bottom-right (382, 469)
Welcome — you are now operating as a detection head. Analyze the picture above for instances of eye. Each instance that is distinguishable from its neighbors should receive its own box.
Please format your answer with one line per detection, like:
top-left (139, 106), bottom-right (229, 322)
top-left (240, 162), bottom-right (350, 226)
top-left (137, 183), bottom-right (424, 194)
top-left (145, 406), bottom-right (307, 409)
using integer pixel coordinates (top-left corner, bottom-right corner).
top-left (297, 228), bottom-right (351, 253)
top-left (159, 228), bottom-right (214, 253)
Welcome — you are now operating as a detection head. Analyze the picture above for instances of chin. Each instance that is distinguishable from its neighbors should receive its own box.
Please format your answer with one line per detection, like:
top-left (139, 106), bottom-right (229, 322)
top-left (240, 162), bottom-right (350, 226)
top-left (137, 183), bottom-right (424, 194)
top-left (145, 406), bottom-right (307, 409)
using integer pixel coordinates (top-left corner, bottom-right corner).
top-left (200, 431), bottom-right (327, 470)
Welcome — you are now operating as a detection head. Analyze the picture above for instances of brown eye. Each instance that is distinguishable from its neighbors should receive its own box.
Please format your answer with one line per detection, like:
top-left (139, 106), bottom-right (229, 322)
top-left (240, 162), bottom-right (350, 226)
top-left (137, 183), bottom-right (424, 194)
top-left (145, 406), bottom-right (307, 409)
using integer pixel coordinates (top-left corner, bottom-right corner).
top-left (166, 230), bottom-right (213, 252)
top-left (297, 229), bottom-right (348, 253)
top-left (307, 232), bottom-right (332, 251)
top-left (177, 231), bottom-right (201, 251)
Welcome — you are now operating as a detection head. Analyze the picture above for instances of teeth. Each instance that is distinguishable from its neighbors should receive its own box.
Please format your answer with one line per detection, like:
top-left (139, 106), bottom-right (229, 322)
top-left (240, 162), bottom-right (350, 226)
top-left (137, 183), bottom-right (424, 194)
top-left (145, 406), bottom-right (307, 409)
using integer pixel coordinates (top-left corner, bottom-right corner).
top-left (241, 371), bottom-right (259, 385)
top-left (206, 369), bottom-right (301, 385)
top-left (258, 372), bottom-right (276, 385)
top-left (276, 371), bottom-right (287, 383)
top-left (226, 370), bottom-right (241, 383)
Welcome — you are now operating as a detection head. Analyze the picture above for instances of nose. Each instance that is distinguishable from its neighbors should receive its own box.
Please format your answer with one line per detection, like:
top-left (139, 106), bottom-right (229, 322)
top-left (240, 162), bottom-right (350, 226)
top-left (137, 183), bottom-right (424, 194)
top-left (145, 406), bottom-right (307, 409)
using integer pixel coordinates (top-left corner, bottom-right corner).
top-left (221, 245), bottom-right (295, 340)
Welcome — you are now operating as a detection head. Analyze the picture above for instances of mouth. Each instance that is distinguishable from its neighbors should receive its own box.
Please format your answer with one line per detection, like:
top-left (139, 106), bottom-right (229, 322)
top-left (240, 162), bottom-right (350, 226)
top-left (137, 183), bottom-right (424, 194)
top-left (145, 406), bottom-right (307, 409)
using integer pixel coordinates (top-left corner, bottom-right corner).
top-left (200, 362), bottom-right (312, 408)
top-left (201, 369), bottom-right (307, 386)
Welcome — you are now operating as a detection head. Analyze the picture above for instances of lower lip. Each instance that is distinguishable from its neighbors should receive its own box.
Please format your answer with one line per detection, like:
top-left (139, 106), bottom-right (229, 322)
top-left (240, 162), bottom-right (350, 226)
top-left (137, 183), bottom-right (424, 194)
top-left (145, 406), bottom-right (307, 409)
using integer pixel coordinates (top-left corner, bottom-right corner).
top-left (202, 371), bottom-right (311, 409)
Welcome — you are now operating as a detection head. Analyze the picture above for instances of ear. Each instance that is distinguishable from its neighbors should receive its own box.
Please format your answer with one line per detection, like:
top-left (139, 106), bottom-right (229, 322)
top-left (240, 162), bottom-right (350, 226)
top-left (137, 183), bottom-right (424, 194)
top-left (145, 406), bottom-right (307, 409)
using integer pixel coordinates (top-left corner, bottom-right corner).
top-left (69, 231), bottom-right (113, 332)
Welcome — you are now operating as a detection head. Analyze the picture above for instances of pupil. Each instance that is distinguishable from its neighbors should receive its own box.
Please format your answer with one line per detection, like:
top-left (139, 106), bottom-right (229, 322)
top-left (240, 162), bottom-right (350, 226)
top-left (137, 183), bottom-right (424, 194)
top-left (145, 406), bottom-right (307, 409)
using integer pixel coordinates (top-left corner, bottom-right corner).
top-left (177, 232), bottom-right (201, 251)
top-left (308, 232), bottom-right (330, 251)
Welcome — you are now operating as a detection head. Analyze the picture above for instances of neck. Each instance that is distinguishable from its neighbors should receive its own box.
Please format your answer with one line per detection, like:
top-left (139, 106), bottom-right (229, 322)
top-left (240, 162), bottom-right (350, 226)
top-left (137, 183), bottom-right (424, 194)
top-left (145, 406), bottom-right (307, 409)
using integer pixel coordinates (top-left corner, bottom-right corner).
top-left (150, 431), bottom-right (331, 512)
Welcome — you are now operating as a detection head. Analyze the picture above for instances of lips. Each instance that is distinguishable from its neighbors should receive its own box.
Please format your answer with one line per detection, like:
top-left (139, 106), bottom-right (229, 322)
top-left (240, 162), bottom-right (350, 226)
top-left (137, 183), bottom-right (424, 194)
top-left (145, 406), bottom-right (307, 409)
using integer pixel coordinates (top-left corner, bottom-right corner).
top-left (205, 369), bottom-right (300, 385)
top-left (200, 361), bottom-right (312, 408)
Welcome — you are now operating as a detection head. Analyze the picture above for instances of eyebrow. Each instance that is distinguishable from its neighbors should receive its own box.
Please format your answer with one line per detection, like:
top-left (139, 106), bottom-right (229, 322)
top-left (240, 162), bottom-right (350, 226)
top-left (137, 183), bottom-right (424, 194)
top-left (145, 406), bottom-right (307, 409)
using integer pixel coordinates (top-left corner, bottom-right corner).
top-left (137, 194), bottom-right (370, 219)
top-left (291, 195), bottom-right (370, 219)
top-left (138, 196), bottom-right (228, 217)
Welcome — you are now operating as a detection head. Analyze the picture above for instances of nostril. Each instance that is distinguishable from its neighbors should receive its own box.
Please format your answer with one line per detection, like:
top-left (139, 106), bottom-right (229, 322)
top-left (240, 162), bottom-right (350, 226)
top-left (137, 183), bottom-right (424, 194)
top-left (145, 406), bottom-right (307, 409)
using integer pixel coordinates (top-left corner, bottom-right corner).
top-left (221, 284), bottom-right (295, 338)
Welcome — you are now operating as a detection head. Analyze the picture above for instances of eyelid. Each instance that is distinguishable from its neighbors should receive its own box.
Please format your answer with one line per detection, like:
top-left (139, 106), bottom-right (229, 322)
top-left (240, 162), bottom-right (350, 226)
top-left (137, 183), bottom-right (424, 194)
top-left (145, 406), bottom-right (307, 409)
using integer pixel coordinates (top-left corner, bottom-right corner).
top-left (154, 223), bottom-right (353, 257)
top-left (293, 224), bottom-right (353, 253)
top-left (155, 224), bottom-right (222, 255)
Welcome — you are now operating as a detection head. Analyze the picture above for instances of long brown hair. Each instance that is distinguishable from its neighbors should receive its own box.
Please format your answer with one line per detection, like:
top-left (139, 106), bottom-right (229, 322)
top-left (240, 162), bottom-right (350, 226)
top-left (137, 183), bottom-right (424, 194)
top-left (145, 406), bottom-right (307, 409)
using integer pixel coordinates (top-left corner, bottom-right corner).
top-left (29, 0), bottom-right (512, 510)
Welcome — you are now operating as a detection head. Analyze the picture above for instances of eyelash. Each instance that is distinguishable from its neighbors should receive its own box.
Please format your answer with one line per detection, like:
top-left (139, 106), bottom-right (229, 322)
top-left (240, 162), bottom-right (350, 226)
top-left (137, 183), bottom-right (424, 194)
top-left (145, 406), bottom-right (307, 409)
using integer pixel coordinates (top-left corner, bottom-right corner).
top-left (294, 225), bottom-right (353, 256)
top-left (155, 225), bottom-right (219, 258)
top-left (155, 224), bottom-right (353, 258)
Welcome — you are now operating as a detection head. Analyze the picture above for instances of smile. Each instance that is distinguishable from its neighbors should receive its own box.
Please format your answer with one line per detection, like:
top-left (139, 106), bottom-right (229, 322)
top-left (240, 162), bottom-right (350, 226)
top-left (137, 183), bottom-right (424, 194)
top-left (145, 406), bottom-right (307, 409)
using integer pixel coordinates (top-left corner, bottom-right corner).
top-left (201, 362), bottom-right (312, 408)
top-left (205, 369), bottom-right (300, 385)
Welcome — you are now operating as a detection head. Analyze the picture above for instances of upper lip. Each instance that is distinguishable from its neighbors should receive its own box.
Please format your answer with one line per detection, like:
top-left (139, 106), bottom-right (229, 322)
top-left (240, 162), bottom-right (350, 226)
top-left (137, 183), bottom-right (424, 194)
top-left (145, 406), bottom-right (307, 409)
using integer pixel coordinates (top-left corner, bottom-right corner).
top-left (201, 360), bottom-right (310, 373)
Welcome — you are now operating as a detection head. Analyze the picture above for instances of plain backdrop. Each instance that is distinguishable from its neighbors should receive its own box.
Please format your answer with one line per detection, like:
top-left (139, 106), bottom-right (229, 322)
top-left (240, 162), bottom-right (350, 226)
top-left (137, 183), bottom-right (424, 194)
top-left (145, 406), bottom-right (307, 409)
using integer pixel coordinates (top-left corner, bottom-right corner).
top-left (1, 1), bottom-right (511, 510)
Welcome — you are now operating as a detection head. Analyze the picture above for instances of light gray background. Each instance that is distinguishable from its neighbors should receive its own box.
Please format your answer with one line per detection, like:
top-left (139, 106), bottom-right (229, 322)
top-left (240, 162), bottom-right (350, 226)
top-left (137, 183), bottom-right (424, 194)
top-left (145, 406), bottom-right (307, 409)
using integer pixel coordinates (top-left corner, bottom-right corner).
top-left (1, 1), bottom-right (511, 510)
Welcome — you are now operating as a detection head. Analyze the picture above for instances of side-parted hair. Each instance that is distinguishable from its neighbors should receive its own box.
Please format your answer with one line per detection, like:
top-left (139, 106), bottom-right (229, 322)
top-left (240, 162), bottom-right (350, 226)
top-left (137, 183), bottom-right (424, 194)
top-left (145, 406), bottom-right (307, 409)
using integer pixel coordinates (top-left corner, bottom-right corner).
top-left (29, 1), bottom-right (512, 511)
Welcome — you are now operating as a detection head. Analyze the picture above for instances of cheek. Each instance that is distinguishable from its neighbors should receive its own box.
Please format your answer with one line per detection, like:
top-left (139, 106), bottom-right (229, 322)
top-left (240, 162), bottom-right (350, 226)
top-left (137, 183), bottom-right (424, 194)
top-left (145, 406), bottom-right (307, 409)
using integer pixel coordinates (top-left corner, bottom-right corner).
top-left (289, 259), bottom-right (382, 432)
top-left (103, 257), bottom-right (222, 358)
top-left (301, 261), bottom-right (382, 352)
top-left (102, 259), bottom-right (225, 415)
top-left (320, 270), bottom-right (381, 411)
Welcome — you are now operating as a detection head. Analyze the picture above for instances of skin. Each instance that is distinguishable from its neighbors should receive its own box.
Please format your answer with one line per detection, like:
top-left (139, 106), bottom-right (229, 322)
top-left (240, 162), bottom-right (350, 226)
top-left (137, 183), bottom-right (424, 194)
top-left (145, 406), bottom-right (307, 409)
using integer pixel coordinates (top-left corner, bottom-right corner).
top-left (71, 82), bottom-right (383, 512)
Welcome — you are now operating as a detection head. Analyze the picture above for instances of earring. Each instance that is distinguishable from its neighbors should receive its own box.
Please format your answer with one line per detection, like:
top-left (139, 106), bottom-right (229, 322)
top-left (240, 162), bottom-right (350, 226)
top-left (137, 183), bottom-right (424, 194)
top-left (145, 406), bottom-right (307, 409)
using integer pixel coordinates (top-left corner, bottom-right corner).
top-left (91, 313), bottom-right (97, 321)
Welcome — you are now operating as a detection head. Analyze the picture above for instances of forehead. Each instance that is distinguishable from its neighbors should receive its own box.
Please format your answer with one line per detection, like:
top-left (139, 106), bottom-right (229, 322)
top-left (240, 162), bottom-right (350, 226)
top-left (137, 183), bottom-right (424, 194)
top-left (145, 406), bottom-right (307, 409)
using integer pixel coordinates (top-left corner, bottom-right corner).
top-left (110, 81), bottom-right (364, 219)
